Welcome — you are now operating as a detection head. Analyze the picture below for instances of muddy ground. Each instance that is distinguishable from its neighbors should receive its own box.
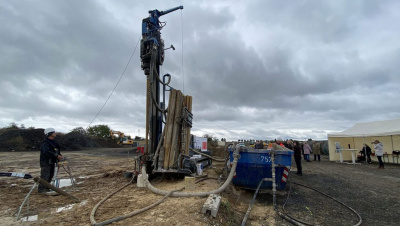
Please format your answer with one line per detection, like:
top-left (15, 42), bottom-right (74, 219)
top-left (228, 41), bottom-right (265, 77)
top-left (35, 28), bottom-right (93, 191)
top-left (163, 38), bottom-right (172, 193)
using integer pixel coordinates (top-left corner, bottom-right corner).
top-left (0, 148), bottom-right (399, 226)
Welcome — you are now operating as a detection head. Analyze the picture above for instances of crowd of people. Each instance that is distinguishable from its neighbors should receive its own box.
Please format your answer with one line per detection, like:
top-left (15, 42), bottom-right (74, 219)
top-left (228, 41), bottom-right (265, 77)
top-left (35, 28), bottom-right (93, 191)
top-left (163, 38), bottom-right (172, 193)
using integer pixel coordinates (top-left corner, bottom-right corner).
top-left (284, 140), bottom-right (322, 176)
top-left (254, 138), bottom-right (387, 175)
top-left (253, 139), bottom-right (324, 176)
top-left (254, 139), bottom-right (323, 176)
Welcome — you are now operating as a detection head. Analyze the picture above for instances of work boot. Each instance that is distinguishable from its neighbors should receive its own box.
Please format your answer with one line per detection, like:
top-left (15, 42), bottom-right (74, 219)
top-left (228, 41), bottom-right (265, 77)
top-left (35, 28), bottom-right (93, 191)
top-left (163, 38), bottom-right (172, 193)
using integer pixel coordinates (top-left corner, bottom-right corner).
top-left (38, 189), bottom-right (50, 194)
top-left (45, 191), bottom-right (60, 196)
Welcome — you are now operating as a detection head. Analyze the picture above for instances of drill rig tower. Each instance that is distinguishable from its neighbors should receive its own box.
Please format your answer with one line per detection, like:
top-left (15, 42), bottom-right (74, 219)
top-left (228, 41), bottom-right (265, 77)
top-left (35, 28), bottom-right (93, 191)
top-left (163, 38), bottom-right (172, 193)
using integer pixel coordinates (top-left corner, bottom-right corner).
top-left (140, 6), bottom-right (186, 168)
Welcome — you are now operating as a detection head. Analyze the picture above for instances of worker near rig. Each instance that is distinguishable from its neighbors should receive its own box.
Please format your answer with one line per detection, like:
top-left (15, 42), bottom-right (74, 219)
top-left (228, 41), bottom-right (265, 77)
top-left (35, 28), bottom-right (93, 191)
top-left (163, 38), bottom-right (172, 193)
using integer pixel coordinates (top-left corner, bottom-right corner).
top-left (38, 128), bottom-right (63, 194)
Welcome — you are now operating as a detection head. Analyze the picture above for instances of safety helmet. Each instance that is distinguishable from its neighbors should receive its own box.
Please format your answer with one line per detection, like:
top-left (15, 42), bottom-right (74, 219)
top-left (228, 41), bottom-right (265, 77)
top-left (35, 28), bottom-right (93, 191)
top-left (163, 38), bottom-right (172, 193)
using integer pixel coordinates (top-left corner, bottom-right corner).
top-left (44, 128), bottom-right (56, 137)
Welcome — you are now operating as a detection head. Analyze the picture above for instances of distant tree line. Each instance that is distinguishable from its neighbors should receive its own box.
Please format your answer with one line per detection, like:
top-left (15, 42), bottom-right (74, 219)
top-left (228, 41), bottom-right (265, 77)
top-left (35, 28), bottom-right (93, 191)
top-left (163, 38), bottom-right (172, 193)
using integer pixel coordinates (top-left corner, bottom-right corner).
top-left (1, 123), bottom-right (112, 138)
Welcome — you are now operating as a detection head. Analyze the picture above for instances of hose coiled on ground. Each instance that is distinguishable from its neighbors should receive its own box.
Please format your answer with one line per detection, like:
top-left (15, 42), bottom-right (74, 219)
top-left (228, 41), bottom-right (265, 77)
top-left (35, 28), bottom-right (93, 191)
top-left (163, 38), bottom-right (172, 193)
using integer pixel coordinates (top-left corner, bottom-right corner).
top-left (275, 181), bottom-right (362, 226)
top-left (90, 145), bottom-right (241, 225)
top-left (145, 148), bottom-right (240, 197)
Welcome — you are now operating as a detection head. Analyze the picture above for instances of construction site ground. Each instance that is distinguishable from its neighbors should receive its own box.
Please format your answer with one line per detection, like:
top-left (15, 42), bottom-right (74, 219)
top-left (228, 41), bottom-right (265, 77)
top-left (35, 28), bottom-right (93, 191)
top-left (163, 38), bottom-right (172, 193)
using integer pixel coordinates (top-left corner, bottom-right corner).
top-left (0, 148), bottom-right (399, 226)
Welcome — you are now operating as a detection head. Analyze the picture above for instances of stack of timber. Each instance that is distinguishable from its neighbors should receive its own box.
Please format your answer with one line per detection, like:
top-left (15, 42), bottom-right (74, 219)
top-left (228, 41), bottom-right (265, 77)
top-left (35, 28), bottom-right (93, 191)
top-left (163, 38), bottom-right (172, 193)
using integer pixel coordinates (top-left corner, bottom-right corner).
top-left (161, 89), bottom-right (192, 170)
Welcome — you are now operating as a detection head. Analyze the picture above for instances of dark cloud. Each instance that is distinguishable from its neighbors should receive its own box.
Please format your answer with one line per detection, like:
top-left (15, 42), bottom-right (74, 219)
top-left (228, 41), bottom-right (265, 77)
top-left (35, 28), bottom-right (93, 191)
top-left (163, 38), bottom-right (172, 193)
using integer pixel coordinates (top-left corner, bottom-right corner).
top-left (1, 0), bottom-right (400, 140)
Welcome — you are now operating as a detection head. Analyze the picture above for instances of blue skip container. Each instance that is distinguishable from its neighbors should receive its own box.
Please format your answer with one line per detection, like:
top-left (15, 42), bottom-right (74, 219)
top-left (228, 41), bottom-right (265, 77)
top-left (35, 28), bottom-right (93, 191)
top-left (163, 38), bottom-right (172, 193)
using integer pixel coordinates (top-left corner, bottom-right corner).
top-left (229, 147), bottom-right (294, 191)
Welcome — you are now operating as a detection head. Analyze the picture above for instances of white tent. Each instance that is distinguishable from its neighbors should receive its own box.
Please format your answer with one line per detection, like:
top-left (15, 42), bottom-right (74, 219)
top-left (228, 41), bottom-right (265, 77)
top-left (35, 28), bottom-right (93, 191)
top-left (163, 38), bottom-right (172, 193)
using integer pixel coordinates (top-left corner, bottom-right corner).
top-left (327, 118), bottom-right (400, 163)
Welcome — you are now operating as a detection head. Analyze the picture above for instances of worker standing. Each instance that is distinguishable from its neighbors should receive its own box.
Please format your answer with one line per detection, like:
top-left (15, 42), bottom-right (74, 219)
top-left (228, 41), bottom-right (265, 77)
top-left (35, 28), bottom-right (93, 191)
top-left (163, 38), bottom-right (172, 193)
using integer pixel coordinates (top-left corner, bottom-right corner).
top-left (293, 141), bottom-right (302, 175)
top-left (362, 144), bottom-right (372, 163)
top-left (38, 128), bottom-right (63, 194)
top-left (312, 141), bottom-right (321, 161)
top-left (373, 140), bottom-right (384, 169)
top-left (303, 142), bottom-right (312, 162)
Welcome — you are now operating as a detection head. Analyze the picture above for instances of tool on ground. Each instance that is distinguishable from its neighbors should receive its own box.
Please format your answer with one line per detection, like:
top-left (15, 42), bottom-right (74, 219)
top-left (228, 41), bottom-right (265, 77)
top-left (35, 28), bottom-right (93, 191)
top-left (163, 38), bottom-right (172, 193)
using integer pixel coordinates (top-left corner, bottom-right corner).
top-left (15, 182), bottom-right (38, 221)
top-left (34, 177), bottom-right (80, 202)
top-left (52, 157), bottom-right (77, 191)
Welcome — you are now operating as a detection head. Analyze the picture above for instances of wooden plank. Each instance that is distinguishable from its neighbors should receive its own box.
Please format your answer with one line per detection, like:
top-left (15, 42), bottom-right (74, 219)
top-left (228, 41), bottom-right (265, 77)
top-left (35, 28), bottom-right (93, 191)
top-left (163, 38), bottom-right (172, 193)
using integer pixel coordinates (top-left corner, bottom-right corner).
top-left (184, 95), bottom-right (192, 155)
top-left (181, 95), bottom-right (189, 155)
top-left (169, 90), bottom-right (183, 168)
top-left (163, 89), bottom-right (176, 169)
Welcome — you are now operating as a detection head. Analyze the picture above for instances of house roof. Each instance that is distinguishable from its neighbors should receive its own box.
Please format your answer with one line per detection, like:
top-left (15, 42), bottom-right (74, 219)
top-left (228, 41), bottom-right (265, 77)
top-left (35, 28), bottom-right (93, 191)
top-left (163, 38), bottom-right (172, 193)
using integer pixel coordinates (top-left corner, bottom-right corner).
top-left (328, 118), bottom-right (400, 137)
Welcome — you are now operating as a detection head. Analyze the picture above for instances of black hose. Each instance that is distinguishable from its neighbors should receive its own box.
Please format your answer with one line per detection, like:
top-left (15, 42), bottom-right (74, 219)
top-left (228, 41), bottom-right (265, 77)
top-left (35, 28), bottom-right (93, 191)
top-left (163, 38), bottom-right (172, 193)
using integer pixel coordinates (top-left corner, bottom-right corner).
top-left (294, 182), bottom-right (362, 226)
top-left (89, 175), bottom-right (216, 226)
top-left (92, 187), bottom-right (184, 226)
top-left (241, 178), bottom-right (265, 226)
top-left (276, 181), bottom-right (363, 226)
top-left (90, 176), bottom-right (136, 225)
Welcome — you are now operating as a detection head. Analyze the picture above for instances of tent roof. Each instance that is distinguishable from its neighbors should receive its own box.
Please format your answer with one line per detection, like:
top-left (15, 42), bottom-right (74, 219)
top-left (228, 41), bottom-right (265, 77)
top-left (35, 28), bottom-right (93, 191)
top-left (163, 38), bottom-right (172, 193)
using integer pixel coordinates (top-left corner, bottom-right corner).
top-left (328, 118), bottom-right (400, 137)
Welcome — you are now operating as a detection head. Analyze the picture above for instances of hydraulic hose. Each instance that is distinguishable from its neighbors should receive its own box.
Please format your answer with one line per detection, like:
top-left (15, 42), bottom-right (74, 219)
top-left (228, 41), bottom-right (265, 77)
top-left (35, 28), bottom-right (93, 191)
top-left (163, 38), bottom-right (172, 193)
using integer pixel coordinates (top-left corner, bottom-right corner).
top-left (241, 178), bottom-right (265, 226)
top-left (90, 145), bottom-right (240, 225)
top-left (152, 128), bottom-right (166, 167)
top-left (241, 151), bottom-right (276, 226)
top-left (146, 147), bottom-right (240, 197)
top-left (91, 186), bottom-right (183, 226)
top-left (90, 176), bottom-right (213, 226)
top-left (90, 176), bottom-right (136, 225)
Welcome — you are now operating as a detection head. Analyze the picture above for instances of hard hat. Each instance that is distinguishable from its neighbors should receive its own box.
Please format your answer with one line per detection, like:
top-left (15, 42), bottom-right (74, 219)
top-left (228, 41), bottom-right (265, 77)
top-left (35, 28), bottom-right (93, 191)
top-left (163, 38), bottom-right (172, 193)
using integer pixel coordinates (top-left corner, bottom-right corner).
top-left (44, 128), bottom-right (56, 137)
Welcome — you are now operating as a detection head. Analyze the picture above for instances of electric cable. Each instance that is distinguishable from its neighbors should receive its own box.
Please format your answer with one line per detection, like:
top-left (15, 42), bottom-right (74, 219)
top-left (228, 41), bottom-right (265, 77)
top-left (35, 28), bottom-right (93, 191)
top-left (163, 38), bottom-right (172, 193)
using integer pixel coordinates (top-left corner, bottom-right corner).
top-left (87, 37), bottom-right (141, 129)
top-left (65, 37), bottom-right (141, 151)
top-left (276, 180), bottom-right (363, 226)
top-left (181, 10), bottom-right (184, 93)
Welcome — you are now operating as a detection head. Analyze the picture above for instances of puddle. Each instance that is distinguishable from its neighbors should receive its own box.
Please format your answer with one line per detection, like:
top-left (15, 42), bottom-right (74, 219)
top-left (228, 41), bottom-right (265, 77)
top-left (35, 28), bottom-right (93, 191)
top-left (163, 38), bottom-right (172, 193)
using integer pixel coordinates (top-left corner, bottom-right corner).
top-left (20, 200), bottom-right (87, 222)
top-left (55, 200), bottom-right (87, 213)
top-left (77, 173), bottom-right (104, 179)
top-left (55, 203), bottom-right (74, 213)
top-left (21, 215), bottom-right (38, 222)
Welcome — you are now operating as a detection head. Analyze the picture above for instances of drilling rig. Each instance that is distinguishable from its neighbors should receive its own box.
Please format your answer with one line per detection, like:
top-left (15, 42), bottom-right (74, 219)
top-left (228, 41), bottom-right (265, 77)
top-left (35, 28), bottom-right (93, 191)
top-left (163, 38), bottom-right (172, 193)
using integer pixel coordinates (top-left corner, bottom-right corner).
top-left (139, 6), bottom-right (198, 174)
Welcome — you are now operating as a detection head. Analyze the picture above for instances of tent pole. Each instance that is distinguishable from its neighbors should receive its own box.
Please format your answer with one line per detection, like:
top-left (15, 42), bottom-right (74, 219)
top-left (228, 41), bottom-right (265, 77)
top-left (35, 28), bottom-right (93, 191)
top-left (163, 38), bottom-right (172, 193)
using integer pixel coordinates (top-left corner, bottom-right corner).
top-left (391, 135), bottom-right (394, 153)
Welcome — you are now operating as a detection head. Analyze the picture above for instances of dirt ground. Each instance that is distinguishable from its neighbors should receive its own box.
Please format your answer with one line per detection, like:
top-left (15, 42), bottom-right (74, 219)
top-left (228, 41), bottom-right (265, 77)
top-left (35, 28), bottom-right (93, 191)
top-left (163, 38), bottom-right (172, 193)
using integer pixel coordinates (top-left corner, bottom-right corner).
top-left (0, 149), bottom-right (399, 226)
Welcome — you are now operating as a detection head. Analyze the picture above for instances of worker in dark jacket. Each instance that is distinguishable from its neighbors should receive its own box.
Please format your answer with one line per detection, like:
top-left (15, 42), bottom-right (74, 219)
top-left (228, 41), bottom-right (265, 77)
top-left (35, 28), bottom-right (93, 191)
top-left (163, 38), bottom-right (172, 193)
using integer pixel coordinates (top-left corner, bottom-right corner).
top-left (38, 128), bottom-right (63, 194)
top-left (254, 141), bottom-right (264, 149)
top-left (293, 141), bottom-right (302, 175)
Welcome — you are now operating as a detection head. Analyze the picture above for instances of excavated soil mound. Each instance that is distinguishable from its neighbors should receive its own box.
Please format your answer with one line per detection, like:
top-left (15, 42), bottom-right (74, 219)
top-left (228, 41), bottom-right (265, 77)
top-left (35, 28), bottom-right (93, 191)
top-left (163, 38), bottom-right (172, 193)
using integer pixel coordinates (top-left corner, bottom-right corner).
top-left (0, 129), bottom-right (45, 151)
top-left (59, 131), bottom-right (100, 151)
top-left (0, 129), bottom-right (120, 152)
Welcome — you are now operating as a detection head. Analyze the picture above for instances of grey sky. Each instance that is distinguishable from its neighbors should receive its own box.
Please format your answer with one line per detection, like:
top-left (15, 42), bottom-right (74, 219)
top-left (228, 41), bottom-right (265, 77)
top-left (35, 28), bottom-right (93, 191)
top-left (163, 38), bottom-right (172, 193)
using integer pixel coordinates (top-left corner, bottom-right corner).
top-left (1, 0), bottom-right (399, 141)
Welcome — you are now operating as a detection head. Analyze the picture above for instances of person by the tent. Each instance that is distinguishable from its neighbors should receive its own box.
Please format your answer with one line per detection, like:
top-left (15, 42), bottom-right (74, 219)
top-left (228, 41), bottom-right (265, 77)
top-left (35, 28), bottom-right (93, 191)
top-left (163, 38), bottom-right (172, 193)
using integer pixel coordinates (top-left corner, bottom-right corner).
top-left (303, 142), bottom-right (312, 162)
top-left (293, 141), bottom-right (302, 175)
top-left (361, 143), bottom-right (372, 163)
top-left (312, 141), bottom-right (321, 161)
top-left (38, 128), bottom-right (63, 194)
top-left (373, 140), bottom-right (384, 169)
